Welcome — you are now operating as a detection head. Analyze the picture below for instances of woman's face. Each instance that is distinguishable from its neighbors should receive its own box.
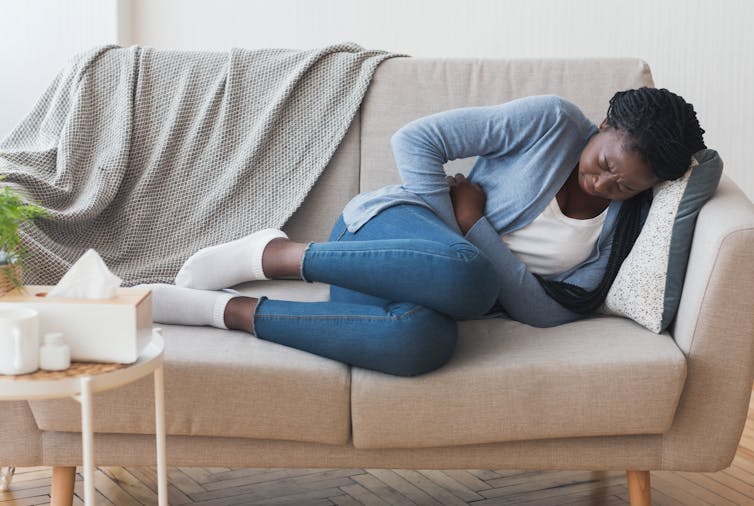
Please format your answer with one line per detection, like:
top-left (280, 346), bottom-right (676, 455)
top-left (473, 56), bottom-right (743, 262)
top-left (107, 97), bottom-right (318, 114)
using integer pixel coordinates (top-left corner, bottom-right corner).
top-left (577, 120), bottom-right (660, 201)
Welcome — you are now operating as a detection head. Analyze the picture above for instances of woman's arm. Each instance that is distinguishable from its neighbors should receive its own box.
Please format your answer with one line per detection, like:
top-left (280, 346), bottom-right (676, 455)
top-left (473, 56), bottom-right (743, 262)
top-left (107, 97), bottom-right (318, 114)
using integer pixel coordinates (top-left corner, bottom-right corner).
top-left (390, 95), bottom-right (568, 232)
top-left (445, 172), bottom-right (590, 326)
top-left (391, 95), bottom-right (565, 194)
top-left (464, 215), bottom-right (590, 327)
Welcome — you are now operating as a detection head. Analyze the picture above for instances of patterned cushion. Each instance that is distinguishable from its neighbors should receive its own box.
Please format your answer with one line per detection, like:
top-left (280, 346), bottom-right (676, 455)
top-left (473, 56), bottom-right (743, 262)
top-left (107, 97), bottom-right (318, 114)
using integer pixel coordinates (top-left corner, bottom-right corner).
top-left (597, 149), bottom-right (723, 333)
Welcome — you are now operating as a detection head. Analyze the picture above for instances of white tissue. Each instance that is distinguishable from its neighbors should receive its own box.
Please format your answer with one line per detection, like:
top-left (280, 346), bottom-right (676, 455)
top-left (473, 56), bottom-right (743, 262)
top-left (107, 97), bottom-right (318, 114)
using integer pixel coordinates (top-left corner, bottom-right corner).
top-left (47, 249), bottom-right (123, 299)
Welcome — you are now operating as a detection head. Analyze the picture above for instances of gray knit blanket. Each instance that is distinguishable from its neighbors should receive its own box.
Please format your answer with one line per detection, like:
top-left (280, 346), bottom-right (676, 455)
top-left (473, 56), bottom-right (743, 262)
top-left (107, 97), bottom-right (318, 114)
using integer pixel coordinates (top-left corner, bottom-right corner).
top-left (0, 43), bottom-right (407, 286)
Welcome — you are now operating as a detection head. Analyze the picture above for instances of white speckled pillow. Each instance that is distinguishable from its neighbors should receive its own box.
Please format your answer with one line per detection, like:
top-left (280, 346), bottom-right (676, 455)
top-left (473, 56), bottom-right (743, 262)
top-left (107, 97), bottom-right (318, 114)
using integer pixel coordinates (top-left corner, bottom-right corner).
top-left (596, 149), bottom-right (723, 333)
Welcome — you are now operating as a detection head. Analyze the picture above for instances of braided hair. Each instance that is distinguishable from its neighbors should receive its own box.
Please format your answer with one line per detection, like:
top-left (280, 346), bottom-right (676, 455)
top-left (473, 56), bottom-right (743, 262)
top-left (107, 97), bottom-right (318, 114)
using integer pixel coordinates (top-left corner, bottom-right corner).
top-left (532, 87), bottom-right (707, 315)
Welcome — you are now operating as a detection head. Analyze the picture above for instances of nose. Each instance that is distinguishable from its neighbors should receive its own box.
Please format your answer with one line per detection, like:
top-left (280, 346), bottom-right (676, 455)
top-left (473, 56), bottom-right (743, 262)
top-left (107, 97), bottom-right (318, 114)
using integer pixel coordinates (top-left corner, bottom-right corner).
top-left (593, 174), bottom-right (612, 193)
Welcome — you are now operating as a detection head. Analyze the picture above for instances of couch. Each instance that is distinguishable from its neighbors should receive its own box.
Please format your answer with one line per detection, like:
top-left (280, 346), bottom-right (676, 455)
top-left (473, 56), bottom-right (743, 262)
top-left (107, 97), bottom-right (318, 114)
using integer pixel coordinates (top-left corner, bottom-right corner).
top-left (2, 57), bottom-right (754, 506)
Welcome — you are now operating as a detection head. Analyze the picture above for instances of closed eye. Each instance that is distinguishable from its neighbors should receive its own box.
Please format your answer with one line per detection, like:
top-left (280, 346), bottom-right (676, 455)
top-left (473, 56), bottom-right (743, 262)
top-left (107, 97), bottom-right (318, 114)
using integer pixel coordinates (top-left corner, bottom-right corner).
top-left (602, 155), bottom-right (612, 173)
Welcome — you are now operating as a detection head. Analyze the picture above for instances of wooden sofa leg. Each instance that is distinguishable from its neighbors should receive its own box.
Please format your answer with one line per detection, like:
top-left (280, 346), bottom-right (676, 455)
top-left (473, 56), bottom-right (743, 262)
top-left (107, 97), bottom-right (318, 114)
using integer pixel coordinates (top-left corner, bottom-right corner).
top-left (626, 470), bottom-right (652, 506)
top-left (51, 466), bottom-right (76, 506)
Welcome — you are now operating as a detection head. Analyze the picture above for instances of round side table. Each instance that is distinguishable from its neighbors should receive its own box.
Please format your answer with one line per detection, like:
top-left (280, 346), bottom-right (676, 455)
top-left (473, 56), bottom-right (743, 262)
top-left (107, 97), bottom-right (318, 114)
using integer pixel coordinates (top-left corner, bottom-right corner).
top-left (0, 328), bottom-right (167, 506)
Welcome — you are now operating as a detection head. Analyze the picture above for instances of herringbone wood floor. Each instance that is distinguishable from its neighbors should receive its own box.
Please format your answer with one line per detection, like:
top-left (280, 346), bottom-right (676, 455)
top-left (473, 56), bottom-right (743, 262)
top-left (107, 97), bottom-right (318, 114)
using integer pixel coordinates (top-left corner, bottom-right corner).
top-left (3, 388), bottom-right (754, 505)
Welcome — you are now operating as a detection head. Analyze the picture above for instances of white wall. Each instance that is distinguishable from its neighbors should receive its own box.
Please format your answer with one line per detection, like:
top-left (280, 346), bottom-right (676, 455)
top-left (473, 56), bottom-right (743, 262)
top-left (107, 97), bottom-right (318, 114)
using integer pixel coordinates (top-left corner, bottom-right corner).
top-left (0, 0), bottom-right (121, 138)
top-left (2, 0), bottom-right (752, 200)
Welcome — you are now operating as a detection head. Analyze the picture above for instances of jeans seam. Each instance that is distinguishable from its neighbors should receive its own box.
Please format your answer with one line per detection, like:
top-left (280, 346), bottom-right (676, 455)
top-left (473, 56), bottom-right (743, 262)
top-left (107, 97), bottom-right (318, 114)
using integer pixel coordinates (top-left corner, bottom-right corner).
top-left (335, 224), bottom-right (348, 241)
top-left (256, 304), bottom-right (426, 322)
top-left (308, 247), bottom-right (475, 262)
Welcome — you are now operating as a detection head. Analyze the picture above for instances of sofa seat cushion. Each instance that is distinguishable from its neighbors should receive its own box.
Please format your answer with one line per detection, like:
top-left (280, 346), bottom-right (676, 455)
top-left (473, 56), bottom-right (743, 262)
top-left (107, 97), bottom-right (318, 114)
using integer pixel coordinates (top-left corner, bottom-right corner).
top-left (351, 315), bottom-right (687, 449)
top-left (27, 281), bottom-right (352, 446)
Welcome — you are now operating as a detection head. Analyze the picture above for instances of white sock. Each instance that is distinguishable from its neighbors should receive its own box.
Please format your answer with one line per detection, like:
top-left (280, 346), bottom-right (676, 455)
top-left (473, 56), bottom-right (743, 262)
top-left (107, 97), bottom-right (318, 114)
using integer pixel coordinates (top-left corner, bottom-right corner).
top-left (175, 229), bottom-right (288, 290)
top-left (134, 284), bottom-right (236, 329)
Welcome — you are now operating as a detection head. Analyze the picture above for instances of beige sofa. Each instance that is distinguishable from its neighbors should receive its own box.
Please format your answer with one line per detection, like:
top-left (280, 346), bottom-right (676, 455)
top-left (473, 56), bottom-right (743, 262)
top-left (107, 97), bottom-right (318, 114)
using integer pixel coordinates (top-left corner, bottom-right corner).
top-left (2, 57), bottom-right (754, 506)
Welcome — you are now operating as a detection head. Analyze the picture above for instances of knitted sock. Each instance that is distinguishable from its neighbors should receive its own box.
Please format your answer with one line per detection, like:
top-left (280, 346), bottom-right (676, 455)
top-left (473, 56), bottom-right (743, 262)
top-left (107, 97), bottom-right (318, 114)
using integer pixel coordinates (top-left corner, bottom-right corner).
top-left (134, 284), bottom-right (236, 329)
top-left (175, 229), bottom-right (288, 290)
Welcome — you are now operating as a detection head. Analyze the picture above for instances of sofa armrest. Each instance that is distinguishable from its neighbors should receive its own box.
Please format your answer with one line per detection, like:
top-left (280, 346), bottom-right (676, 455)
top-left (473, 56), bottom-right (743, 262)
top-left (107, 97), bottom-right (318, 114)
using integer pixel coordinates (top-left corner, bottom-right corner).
top-left (662, 174), bottom-right (754, 470)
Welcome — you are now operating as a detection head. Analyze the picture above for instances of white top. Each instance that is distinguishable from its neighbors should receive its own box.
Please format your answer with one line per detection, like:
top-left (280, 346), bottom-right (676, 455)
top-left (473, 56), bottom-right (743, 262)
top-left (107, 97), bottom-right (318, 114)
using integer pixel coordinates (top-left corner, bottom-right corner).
top-left (500, 196), bottom-right (608, 276)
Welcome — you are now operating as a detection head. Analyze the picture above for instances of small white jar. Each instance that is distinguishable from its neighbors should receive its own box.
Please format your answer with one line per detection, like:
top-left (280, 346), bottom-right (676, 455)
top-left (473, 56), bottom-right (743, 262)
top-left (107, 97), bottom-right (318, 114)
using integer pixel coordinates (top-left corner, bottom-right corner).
top-left (39, 332), bottom-right (71, 371)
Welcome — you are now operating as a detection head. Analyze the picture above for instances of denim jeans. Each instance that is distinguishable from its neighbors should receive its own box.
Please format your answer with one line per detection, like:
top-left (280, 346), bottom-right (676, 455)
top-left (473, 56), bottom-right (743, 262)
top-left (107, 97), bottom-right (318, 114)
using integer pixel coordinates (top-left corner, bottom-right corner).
top-left (252, 204), bottom-right (499, 376)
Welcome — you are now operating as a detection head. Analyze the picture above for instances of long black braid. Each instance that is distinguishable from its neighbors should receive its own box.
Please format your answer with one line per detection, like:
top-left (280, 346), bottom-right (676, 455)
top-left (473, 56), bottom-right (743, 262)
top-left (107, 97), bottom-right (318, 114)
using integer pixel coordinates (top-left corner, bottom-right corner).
top-left (532, 87), bottom-right (707, 315)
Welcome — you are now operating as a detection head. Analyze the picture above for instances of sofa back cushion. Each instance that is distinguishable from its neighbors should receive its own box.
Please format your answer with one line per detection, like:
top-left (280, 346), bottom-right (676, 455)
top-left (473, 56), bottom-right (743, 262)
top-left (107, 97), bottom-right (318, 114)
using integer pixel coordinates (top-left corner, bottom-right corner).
top-left (281, 117), bottom-right (361, 243)
top-left (359, 57), bottom-right (654, 192)
top-left (283, 58), bottom-right (654, 243)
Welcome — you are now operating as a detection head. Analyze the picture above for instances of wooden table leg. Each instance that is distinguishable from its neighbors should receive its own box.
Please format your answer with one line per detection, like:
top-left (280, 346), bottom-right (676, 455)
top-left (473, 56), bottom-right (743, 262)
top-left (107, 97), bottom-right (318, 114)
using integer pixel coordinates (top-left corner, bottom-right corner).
top-left (51, 466), bottom-right (76, 506)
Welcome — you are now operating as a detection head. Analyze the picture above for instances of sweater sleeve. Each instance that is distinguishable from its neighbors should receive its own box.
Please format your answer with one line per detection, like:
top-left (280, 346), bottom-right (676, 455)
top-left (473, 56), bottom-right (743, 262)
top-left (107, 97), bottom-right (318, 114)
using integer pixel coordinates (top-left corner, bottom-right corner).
top-left (391, 94), bottom-right (566, 195)
top-left (390, 95), bottom-right (569, 232)
top-left (463, 215), bottom-right (595, 328)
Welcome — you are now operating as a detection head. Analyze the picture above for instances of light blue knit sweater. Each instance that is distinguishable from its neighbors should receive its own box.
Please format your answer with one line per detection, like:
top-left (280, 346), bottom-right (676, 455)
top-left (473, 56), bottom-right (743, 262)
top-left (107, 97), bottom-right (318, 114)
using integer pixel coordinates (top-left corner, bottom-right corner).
top-left (342, 95), bottom-right (644, 327)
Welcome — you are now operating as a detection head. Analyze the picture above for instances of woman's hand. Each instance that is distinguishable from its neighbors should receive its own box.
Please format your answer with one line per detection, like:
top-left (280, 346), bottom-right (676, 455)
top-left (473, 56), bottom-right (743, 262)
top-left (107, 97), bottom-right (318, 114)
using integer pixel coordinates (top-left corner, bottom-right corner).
top-left (446, 173), bottom-right (486, 235)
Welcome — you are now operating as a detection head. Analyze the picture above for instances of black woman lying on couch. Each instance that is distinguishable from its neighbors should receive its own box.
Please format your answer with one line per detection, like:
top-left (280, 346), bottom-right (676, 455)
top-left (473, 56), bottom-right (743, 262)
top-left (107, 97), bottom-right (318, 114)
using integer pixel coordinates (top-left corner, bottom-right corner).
top-left (137, 87), bottom-right (706, 377)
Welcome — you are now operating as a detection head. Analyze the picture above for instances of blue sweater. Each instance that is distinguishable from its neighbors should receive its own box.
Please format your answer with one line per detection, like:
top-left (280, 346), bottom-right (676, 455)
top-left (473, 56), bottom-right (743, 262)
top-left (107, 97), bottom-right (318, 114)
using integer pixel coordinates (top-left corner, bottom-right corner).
top-left (342, 95), bottom-right (642, 327)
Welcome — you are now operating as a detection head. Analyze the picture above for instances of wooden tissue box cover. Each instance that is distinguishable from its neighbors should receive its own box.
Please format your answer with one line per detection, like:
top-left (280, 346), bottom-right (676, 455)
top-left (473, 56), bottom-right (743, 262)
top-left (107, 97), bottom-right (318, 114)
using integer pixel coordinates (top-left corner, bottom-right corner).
top-left (0, 285), bottom-right (153, 364)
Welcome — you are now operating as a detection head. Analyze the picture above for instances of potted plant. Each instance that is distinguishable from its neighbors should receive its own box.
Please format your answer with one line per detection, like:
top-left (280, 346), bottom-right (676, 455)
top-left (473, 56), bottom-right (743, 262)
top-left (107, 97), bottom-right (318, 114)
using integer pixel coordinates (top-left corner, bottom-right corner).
top-left (0, 174), bottom-right (51, 294)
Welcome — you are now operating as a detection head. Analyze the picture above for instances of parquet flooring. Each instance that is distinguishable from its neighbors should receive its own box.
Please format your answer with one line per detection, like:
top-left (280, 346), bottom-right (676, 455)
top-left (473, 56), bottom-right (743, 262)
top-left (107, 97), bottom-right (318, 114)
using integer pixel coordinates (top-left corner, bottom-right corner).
top-left (3, 388), bottom-right (754, 505)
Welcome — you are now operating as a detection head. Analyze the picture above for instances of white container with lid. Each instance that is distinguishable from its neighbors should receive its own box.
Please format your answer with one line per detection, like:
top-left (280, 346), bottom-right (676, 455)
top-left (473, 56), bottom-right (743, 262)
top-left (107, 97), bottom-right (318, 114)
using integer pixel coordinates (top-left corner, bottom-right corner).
top-left (39, 332), bottom-right (71, 371)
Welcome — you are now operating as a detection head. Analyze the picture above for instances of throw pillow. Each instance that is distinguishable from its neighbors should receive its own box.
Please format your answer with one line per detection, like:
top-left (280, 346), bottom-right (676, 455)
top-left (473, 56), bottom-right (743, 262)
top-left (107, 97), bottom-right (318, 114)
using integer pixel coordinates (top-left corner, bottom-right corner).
top-left (596, 148), bottom-right (723, 333)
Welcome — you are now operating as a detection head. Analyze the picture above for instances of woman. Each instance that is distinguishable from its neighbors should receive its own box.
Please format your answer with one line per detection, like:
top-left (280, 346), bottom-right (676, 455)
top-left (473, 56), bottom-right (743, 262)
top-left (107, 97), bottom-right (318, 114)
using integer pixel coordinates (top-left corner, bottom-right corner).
top-left (138, 87), bottom-right (706, 377)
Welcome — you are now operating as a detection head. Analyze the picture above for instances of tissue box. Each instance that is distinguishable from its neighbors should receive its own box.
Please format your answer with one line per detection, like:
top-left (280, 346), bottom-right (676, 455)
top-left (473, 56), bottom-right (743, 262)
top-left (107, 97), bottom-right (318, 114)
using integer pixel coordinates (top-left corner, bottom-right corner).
top-left (0, 285), bottom-right (153, 363)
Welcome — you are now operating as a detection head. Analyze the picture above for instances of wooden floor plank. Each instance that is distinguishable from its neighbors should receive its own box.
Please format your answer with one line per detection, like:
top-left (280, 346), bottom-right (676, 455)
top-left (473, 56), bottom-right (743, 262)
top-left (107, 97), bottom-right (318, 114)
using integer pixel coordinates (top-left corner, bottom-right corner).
top-left (0, 495), bottom-right (51, 506)
top-left (189, 470), bottom-right (352, 504)
top-left (349, 473), bottom-right (416, 506)
top-left (72, 477), bottom-right (114, 506)
top-left (392, 469), bottom-right (468, 506)
top-left (338, 483), bottom-right (392, 506)
top-left (676, 470), bottom-right (753, 505)
top-left (614, 486), bottom-right (686, 506)
top-left (650, 471), bottom-right (736, 506)
top-left (125, 465), bottom-right (193, 505)
top-left (165, 467), bottom-right (206, 496)
top-left (3, 470), bottom-right (50, 484)
top-left (498, 474), bottom-right (627, 505)
top-left (234, 486), bottom-right (342, 506)
top-left (467, 470), bottom-right (504, 481)
top-left (519, 484), bottom-right (627, 506)
top-left (99, 466), bottom-right (158, 505)
top-left (365, 469), bottom-right (442, 505)
top-left (200, 468), bottom-right (329, 491)
top-left (1, 485), bottom-right (53, 502)
top-left (721, 461), bottom-right (754, 486)
top-left (90, 468), bottom-right (141, 506)
top-left (417, 470), bottom-right (485, 502)
top-left (650, 472), bottom-right (719, 506)
top-left (732, 453), bottom-right (754, 471)
top-left (481, 470), bottom-right (624, 499)
top-left (329, 494), bottom-right (363, 506)
top-left (560, 492), bottom-right (628, 506)
top-left (440, 470), bottom-right (491, 492)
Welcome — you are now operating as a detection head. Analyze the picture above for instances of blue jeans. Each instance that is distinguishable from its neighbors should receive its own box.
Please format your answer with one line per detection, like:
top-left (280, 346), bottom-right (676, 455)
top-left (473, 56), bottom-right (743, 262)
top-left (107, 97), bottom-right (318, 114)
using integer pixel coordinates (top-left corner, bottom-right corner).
top-left (252, 204), bottom-right (499, 376)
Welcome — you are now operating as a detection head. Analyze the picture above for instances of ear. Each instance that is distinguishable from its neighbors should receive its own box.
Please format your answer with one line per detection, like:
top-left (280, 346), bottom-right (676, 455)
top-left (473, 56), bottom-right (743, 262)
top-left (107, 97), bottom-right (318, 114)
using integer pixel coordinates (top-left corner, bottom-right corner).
top-left (599, 118), bottom-right (609, 130)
